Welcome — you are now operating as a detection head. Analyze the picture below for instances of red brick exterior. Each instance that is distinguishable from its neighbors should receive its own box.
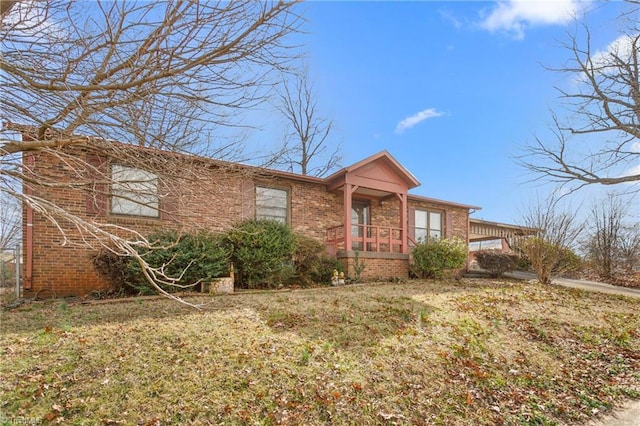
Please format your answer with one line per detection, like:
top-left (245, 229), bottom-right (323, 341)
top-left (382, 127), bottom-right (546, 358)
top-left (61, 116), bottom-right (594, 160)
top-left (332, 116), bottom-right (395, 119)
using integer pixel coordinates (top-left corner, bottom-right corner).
top-left (407, 198), bottom-right (470, 242)
top-left (23, 145), bottom-right (475, 296)
top-left (338, 252), bottom-right (409, 281)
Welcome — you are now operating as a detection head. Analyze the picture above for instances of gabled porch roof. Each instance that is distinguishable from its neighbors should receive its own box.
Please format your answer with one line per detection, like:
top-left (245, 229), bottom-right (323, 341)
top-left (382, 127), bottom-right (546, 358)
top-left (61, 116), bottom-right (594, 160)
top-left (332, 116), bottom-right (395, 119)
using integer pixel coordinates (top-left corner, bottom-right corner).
top-left (325, 150), bottom-right (420, 197)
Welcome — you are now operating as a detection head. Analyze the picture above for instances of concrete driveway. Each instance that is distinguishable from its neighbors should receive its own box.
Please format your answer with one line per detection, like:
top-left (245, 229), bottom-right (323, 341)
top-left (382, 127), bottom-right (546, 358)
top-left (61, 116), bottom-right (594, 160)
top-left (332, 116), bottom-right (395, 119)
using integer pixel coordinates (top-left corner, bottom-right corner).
top-left (589, 401), bottom-right (640, 426)
top-left (507, 271), bottom-right (640, 426)
top-left (506, 271), bottom-right (640, 299)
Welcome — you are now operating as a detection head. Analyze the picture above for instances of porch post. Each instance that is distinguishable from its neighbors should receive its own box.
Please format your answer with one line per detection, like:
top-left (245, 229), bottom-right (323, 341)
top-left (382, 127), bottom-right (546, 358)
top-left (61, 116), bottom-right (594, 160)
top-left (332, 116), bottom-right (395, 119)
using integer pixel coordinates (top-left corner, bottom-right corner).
top-left (344, 183), bottom-right (353, 252)
top-left (343, 183), bottom-right (359, 252)
top-left (397, 192), bottom-right (408, 253)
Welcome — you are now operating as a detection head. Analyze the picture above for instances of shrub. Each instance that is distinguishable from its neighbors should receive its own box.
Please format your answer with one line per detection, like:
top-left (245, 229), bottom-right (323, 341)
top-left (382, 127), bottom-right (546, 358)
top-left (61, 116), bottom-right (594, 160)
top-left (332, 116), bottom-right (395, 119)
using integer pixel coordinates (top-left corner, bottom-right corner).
top-left (520, 237), bottom-right (582, 284)
top-left (92, 249), bottom-right (130, 293)
top-left (312, 256), bottom-right (343, 285)
top-left (411, 237), bottom-right (468, 279)
top-left (474, 250), bottom-right (517, 277)
top-left (292, 235), bottom-right (340, 286)
top-left (225, 220), bottom-right (296, 289)
top-left (126, 230), bottom-right (229, 294)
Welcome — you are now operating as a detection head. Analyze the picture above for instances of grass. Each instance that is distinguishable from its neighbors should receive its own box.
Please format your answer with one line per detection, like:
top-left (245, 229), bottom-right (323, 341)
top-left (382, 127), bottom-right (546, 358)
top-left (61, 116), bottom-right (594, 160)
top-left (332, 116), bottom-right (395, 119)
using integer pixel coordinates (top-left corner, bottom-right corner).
top-left (1, 278), bottom-right (639, 425)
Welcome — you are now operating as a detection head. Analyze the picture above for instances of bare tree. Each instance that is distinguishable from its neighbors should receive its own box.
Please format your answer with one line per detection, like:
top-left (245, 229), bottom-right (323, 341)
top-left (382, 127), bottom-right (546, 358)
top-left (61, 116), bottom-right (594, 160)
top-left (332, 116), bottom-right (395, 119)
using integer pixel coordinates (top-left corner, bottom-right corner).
top-left (583, 193), bottom-right (640, 280)
top-left (583, 194), bottom-right (625, 280)
top-left (1, 1), bottom-right (300, 154)
top-left (271, 71), bottom-right (341, 177)
top-left (0, 0), bottom-right (300, 305)
top-left (519, 195), bottom-right (583, 284)
top-left (617, 223), bottom-right (640, 273)
top-left (520, 1), bottom-right (640, 191)
top-left (0, 192), bottom-right (21, 250)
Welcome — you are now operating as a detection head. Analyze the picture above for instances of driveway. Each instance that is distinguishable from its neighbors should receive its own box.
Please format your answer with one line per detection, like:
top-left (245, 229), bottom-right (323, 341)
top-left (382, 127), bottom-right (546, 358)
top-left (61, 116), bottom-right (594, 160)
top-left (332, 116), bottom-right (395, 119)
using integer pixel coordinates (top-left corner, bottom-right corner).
top-left (506, 271), bottom-right (640, 299)
top-left (507, 271), bottom-right (640, 426)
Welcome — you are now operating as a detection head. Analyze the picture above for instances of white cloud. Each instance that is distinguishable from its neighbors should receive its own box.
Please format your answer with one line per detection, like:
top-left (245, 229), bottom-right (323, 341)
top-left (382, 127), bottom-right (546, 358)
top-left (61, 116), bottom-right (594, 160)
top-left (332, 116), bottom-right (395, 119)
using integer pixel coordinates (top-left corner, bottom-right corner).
top-left (395, 108), bottom-right (444, 134)
top-left (593, 34), bottom-right (638, 68)
top-left (631, 141), bottom-right (640, 154)
top-left (3, 1), bottom-right (68, 41)
top-left (572, 33), bottom-right (639, 86)
top-left (480, 0), bottom-right (582, 40)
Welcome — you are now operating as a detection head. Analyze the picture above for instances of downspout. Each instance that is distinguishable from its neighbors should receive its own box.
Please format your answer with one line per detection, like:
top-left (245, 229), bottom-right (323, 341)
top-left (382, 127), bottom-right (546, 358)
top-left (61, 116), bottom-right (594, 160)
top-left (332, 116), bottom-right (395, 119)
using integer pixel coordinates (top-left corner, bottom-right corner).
top-left (23, 153), bottom-right (34, 290)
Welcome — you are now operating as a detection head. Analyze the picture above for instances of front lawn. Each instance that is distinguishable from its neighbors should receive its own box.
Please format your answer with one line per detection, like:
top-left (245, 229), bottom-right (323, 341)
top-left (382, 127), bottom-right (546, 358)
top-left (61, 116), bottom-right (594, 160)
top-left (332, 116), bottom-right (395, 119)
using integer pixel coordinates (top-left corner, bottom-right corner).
top-left (1, 279), bottom-right (639, 425)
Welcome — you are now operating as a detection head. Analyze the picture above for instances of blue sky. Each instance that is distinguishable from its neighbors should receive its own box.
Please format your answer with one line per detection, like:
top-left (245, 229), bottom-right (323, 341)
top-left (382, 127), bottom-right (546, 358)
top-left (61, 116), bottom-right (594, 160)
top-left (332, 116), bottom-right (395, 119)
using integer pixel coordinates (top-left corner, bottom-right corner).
top-left (256, 0), bottom-right (635, 224)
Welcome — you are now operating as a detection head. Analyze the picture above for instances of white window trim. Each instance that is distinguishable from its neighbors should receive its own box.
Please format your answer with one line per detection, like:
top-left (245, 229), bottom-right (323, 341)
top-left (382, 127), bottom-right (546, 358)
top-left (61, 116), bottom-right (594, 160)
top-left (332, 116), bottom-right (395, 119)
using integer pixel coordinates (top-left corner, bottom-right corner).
top-left (415, 209), bottom-right (443, 242)
top-left (110, 164), bottom-right (159, 218)
top-left (255, 186), bottom-right (289, 224)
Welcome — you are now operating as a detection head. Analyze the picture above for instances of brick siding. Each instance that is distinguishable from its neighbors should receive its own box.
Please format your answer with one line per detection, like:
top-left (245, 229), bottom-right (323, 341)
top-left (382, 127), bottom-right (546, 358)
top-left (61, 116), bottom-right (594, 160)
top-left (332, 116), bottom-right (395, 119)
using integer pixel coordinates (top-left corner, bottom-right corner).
top-left (23, 145), bottom-right (471, 296)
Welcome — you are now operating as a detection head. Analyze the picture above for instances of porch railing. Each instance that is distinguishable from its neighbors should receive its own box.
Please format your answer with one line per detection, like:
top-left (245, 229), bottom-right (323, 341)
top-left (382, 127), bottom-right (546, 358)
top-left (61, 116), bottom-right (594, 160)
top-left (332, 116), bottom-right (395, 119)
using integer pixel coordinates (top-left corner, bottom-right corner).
top-left (326, 225), bottom-right (405, 255)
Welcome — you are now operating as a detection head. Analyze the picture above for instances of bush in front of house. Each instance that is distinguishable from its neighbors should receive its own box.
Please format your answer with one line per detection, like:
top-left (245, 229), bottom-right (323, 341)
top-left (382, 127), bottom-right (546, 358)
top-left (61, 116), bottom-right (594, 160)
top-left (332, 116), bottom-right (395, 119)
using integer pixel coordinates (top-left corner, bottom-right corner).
top-left (125, 230), bottom-right (230, 294)
top-left (292, 235), bottom-right (342, 286)
top-left (411, 237), bottom-right (468, 279)
top-left (92, 249), bottom-right (130, 294)
top-left (225, 219), bottom-right (296, 289)
top-left (474, 250), bottom-right (518, 277)
top-left (519, 237), bottom-right (582, 284)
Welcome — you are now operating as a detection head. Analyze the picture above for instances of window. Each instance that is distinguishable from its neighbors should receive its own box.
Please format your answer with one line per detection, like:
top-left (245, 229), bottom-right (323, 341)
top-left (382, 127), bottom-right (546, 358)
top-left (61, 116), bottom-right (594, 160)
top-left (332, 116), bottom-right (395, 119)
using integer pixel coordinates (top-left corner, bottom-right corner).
top-left (111, 164), bottom-right (159, 217)
top-left (255, 186), bottom-right (288, 224)
top-left (469, 239), bottom-right (503, 251)
top-left (414, 209), bottom-right (442, 242)
top-left (351, 201), bottom-right (370, 251)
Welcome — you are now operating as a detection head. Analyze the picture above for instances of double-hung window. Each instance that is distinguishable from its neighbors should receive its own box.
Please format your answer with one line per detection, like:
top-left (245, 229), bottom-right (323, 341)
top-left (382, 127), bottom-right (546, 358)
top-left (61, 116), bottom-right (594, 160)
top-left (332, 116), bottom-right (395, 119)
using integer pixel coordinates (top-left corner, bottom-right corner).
top-left (255, 186), bottom-right (288, 224)
top-left (414, 209), bottom-right (442, 242)
top-left (111, 164), bottom-right (159, 217)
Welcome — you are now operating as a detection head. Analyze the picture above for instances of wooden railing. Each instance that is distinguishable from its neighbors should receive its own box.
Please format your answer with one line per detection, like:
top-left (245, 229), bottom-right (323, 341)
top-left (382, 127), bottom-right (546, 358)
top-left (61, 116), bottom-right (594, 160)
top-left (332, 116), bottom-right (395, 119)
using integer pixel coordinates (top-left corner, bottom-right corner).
top-left (326, 224), bottom-right (405, 255)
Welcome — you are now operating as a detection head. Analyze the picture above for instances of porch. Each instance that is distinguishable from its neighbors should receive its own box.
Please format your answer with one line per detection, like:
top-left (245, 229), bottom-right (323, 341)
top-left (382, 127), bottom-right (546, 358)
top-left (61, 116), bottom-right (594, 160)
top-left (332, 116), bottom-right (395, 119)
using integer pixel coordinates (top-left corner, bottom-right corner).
top-left (325, 224), bottom-right (409, 255)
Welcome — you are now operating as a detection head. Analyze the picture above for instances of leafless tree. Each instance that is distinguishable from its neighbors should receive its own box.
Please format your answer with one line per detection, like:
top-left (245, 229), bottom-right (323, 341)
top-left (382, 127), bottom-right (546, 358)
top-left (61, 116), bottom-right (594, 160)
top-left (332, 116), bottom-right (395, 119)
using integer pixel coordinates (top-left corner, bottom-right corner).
top-left (0, 0), bottom-right (301, 306)
top-left (519, 195), bottom-right (583, 284)
top-left (520, 1), bottom-right (640, 192)
top-left (1, 1), bottom-right (300, 154)
top-left (270, 71), bottom-right (341, 177)
top-left (617, 223), bottom-right (640, 273)
top-left (0, 192), bottom-right (21, 250)
top-left (582, 193), bottom-right (640, 279)
top-left (583, 194), bottom-right (625, 280)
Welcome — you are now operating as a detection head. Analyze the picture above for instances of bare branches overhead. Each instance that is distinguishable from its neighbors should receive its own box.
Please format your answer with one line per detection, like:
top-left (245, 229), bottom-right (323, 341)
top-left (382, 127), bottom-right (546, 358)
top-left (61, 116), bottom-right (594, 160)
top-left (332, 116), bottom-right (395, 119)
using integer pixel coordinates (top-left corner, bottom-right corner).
top-left (0, 0), bottom-right (301, 304)
top-left (1, 0), bottom-right (301, 154)
top-left (520, 1), bottom-right (640, 190)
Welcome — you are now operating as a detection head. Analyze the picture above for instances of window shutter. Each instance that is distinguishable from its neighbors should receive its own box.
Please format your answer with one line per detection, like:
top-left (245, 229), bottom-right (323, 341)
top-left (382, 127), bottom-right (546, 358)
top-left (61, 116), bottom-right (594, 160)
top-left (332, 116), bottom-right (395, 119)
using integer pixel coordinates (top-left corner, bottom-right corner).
top-left (445, 211), bottom-right (454, 238)
top-left (86, 153), bottom-right (107, 216)
top-left (160, 180), bottom-right (178, 221)
top-left (241, 179), bottom-right (255, 220)
top-left (408, 206), bottom-right (416, 240)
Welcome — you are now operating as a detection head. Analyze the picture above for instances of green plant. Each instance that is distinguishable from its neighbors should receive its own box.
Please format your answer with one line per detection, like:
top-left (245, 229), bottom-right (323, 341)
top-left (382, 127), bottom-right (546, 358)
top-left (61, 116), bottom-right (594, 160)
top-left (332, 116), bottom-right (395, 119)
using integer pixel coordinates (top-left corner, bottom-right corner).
top-left (474, 251), bottom-right (517, 277)
top-left (292, 235), bottom-right (340, 286)
top-left (313, 256), bottom-right (343, 285)
top-left (92, 249), bottom-right (131, 293)
top-left (125, 230), bottom-right (229, 294)
top-left (225, 220), bottom-right (296, 289)
top-left (352, 251), bottom-right (366, 282)
top-left (520, 237), bottom-right (582, 284)
top-left (411, 237), bottom-right (468, 279)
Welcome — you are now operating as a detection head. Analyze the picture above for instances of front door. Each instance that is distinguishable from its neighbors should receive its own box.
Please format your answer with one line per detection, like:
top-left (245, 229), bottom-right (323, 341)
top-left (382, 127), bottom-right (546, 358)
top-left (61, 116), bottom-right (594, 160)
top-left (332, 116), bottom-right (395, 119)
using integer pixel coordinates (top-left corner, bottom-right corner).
top-left (351, 201), bottom-right (370, 251)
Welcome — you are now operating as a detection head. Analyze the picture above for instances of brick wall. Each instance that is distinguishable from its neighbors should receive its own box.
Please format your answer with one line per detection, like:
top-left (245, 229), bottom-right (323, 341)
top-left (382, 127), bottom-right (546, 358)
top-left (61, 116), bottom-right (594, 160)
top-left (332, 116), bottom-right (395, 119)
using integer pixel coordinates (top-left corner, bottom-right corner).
top-left (23, 145), bottom-right (472, 296)
top-left (338, 252), bottom-right (410, 281)
top-left (23, 147), bottom-right (345, 296)
top-left (407, 199), bottom-right (469, 241)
